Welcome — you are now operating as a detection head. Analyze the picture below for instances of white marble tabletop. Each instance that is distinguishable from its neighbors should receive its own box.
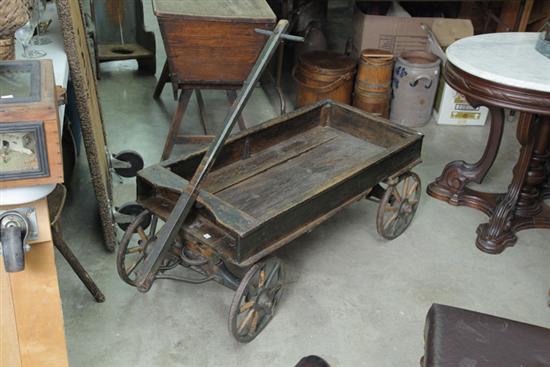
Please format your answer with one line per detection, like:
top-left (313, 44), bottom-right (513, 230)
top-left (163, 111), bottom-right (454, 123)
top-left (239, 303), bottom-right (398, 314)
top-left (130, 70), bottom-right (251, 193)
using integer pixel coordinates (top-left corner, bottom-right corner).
top-left (447, 32), bottom-right (550, 93)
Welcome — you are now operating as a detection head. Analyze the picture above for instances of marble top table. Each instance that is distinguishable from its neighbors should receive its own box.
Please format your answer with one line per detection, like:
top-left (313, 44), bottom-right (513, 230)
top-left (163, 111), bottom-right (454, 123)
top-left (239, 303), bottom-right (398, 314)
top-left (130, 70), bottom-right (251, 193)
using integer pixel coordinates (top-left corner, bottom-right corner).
top-left (427, 32), bottom-right (550, 254)
top-left (447, 32), bottom-right (550, 93)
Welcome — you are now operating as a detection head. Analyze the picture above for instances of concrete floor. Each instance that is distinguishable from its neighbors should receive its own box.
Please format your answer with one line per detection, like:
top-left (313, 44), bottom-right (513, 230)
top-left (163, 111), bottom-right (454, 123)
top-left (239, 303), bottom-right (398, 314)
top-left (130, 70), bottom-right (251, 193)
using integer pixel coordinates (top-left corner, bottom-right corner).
top-left (58, 2), bottom-right (550, 366)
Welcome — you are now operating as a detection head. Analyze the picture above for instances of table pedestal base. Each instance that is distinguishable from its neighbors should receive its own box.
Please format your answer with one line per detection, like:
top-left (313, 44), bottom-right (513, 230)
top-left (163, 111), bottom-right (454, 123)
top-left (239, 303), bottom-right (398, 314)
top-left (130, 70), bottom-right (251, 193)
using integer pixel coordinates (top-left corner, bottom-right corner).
top-left (428, 113), bottom-right (550, 254)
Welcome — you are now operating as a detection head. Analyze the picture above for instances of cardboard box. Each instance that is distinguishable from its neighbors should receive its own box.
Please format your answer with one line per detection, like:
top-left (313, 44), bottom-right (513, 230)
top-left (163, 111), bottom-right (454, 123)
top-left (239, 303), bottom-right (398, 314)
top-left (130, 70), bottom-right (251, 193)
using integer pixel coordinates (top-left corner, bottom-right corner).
top-left (434, 84), bottom-right (489, 126)
top-left (352, 5), bottom-right (486, 125)
top-left (352, 5), bottom-right (473, 56)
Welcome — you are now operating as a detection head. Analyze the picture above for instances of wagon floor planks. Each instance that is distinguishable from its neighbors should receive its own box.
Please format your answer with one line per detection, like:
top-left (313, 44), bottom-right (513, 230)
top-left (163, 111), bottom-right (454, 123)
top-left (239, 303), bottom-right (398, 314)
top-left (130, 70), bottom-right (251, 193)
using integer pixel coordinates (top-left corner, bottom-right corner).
top-left (210, 126), bottom-right (386, 221)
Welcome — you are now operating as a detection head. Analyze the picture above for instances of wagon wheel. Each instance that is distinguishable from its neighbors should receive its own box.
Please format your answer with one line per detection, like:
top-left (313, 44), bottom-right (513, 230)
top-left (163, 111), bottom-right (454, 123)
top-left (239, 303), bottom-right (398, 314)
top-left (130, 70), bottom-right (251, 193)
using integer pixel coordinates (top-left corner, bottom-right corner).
top-left (229, 257), bottom-right (285, 343)
top-left (117, 211), bottom-right (179, 286)
top-left (376, 172), bottom-right (421, 240)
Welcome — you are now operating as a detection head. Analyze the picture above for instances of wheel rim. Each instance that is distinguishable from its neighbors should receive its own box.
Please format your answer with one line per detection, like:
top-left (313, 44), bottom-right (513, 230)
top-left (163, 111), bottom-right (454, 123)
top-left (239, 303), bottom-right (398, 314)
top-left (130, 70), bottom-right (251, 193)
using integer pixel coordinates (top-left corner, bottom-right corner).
top-left (376, 172), bottom-right (421, 240)
top-left (117, 211), bottom-right (159, 286)
top-left (229, 258), bottom-right (285, 343)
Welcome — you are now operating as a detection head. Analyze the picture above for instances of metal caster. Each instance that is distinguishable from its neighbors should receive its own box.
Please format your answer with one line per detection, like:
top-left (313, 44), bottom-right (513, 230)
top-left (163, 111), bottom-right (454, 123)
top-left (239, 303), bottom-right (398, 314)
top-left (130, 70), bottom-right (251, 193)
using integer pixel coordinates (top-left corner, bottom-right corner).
top-left (111, 150), bottom-right (144, 178)
top-left (114, 202), bottom-right (151, 231)
top-left (0, 211), bottom-right (31, 272)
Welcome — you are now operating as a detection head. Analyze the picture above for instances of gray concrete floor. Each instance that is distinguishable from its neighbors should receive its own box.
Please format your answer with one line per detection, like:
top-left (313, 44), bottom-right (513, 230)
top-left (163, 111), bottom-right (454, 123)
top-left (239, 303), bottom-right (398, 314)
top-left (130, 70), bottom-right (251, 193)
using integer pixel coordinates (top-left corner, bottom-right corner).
top-left (58, 2), bottom-right (550, 366)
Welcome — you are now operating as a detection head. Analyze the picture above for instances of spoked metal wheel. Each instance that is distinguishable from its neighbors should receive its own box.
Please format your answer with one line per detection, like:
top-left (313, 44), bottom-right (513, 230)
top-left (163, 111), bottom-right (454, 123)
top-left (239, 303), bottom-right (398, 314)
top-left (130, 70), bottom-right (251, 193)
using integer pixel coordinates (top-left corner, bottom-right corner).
top-left (376, 172), bottom-right (421, 240)
top-left (117, 210), bottom-right (171, 286)
top-left (229, 257), bottom-right (285, 343)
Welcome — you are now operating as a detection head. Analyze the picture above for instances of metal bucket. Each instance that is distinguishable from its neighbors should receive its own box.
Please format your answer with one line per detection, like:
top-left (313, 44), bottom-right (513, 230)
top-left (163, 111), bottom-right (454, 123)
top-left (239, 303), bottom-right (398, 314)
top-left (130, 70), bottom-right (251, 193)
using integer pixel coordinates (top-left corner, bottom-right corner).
top-left (390, 51), bottom-right (441, 127)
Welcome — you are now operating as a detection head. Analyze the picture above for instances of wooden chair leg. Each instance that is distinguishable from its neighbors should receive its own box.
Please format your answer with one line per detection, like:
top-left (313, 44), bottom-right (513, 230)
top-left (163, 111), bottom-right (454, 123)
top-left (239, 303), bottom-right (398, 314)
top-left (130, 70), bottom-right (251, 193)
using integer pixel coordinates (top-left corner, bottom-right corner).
top-left (161, 89), bottom-right (193, 161)
top-left (195, 89), bottom-right (209, 135)
top-left (51, 225), bottom-right (105, 303)
top-left (153, 60), bottom-right (170, 100)
top-left (226, 90), bottom-right (247, 131)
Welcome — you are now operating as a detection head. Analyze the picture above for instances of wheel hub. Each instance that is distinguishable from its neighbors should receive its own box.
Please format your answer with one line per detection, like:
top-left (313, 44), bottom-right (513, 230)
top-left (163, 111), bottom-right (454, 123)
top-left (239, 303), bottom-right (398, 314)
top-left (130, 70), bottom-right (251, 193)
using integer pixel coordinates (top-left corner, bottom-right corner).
top-left (399, 198), bottom-right (413, 215)
top-left (256, 289), bottom-right (273, 310)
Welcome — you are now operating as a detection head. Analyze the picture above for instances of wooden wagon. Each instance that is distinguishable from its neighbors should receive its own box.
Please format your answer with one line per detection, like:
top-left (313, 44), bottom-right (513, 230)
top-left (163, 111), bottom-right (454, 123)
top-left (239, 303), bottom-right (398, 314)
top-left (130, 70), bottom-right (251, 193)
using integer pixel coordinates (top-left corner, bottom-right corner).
top-left (117, 100), bottom-right (423, 341)
top-left (116, 21), bottom-right (424, 342)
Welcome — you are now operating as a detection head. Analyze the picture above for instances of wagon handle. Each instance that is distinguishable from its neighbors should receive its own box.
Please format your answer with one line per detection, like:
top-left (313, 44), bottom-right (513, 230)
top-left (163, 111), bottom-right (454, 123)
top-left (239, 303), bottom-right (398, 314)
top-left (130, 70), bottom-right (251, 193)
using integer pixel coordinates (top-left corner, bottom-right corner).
top-left (134, 20), bottom-right (297, 292)
top-left (254, 28), bottom-right (305, 42)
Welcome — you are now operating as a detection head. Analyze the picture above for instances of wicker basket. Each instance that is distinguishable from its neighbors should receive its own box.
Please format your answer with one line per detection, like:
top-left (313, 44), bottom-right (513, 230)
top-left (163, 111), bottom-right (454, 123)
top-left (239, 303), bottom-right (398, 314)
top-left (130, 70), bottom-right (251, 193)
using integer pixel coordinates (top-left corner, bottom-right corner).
top-left (0, 37), bottom-right (15, 60)
top-left (0, 0), bottom-right (30, 60)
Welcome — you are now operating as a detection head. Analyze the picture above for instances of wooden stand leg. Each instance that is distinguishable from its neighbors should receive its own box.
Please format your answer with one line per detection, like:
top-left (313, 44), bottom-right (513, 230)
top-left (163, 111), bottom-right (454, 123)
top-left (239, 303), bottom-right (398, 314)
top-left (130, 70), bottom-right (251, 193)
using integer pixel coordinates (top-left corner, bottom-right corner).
top-left (227, 90), bottom-right (247, 131)
top-left (51, 224), bottom-right (105, 303)
top-left (427, 107), bottom-right (505, 206)
top-left (153, 60), bottom-right (170, 100)
top-left (195, 89), bottom-right (209, 135)
top-left (161, 89), bottom-right (193, 161)
top-left (476, 113), bottom-right (538, 253)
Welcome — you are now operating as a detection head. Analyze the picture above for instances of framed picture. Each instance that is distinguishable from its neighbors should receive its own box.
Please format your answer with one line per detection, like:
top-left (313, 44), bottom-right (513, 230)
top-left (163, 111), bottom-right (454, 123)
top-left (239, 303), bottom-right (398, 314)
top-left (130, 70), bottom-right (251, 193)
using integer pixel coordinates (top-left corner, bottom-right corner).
top-left (0, 60), bottom-right (41, 104)
top-left (0, 121), bottom-right (49, 181)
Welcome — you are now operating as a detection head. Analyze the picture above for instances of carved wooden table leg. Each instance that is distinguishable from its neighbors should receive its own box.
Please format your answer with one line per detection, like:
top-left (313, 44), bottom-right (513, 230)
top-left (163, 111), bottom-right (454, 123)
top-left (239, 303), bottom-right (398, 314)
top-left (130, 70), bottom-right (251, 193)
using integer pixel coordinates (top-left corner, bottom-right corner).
top-left (475, 113), bottom-right (538, 253)
top-left (541, 116), bottom-right (550, 200)
top-left (429, 34), bottom-right (550, 253)
top-left (516, 116), bottom-right (550, 216)
top-left (427, 107), bottom-right (504, 214)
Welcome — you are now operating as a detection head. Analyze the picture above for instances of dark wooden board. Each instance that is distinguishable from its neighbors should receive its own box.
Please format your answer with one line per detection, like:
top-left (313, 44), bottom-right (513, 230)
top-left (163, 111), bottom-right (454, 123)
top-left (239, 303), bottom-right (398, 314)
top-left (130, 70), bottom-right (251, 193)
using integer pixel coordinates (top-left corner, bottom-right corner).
top-left (214, 127), bottom-right (385, 221)
top-left (202, 126), bottom-right (340, 193)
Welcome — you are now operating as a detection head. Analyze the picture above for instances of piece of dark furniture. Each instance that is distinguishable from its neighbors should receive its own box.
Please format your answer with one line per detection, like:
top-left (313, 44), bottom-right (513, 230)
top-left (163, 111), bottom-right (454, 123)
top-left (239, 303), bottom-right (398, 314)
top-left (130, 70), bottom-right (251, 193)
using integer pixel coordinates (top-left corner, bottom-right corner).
top-left (423, 304), bottom-right (550, 367)
top-left (152, 0), bottom-right (276, 159)
top-left (427, 33), bottom-right (550, 254)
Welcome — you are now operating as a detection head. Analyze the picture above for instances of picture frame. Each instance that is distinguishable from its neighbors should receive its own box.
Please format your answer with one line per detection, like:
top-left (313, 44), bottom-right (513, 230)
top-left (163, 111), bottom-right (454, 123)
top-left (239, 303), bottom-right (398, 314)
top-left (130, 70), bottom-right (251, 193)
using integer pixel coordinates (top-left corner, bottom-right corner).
top-left (0, 60), bottom-right (41, 104)
top-left (0, 121), bottom-right (49, 181)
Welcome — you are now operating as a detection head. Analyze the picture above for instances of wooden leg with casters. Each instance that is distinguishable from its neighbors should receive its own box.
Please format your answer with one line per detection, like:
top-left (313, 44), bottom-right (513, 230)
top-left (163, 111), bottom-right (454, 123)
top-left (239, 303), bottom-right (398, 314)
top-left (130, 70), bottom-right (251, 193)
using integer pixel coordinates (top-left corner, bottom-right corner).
top-left (48, 185), bottom-right (105, 302)
top-left (51, 224), bottom-right (105, 303)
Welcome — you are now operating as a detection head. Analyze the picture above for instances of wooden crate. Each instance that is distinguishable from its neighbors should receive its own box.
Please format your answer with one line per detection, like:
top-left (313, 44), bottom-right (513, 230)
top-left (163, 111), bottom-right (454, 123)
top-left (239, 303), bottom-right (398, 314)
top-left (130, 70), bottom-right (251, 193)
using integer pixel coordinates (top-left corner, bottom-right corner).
top-left (153, 0), bottom-right (276, 86)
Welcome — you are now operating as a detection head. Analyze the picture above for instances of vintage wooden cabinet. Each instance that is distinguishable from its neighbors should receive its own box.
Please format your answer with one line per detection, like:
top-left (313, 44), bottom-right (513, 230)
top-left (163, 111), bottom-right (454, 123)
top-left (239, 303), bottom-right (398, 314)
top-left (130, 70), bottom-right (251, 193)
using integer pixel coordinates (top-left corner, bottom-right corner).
top-left (0, 60), bottom-right (63, 188)
top-left (153, 0), bottom-right (276, 86)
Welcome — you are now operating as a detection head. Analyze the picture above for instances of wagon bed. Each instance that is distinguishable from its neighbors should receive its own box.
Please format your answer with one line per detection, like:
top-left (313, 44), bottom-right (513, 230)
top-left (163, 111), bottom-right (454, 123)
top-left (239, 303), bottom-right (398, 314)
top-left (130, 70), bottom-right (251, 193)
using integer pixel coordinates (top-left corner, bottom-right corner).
top-left (136, 101), bottom-right (423, 265)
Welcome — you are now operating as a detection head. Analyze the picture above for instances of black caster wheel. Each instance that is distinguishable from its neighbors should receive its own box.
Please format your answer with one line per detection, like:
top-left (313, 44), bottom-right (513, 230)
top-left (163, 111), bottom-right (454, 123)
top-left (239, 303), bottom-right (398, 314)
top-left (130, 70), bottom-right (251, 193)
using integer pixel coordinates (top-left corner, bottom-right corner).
top-left (116, 202), bottom-right (151, 231)
top-left (376, 171), bottom-right (421, 240)
top-left (1, 226), bottom-right (25, 273)
top-left (229, 257), bottom-right (285, 343)
top-left (112, 150), bottom-right (144, 178)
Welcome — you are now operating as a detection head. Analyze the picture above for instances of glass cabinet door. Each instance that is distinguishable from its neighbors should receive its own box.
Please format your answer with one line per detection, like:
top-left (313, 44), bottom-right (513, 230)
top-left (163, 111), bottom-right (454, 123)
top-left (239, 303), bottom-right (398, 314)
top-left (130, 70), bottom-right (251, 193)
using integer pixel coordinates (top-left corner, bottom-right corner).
top-left (0, 61), bottom-right (41, 104)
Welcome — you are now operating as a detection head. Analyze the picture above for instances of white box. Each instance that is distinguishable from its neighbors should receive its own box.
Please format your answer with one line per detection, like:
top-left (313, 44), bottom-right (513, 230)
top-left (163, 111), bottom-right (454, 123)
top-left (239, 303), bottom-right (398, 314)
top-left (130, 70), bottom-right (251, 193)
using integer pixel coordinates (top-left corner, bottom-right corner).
top-left (434, 82), bottom-right (489, 126)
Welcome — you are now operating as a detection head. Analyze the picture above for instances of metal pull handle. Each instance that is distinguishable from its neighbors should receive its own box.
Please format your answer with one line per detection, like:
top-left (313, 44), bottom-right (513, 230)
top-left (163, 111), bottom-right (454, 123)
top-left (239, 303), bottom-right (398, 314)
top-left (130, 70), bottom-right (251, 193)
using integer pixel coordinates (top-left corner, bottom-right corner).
top-left (254, 28), bottom-right (305, 42)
